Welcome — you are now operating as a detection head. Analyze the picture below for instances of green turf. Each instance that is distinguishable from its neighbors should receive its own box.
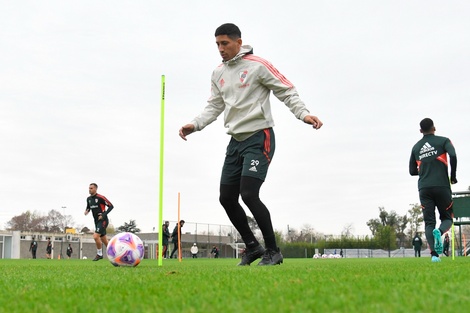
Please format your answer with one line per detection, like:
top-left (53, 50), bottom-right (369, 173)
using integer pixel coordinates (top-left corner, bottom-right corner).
top-left (0, 257), bottom-right (468, 313)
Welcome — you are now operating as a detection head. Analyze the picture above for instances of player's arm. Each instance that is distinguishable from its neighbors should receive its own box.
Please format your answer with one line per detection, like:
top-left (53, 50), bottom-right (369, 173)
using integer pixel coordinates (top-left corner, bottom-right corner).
top-left (257, 60), bottom-right (321, 129)
top-left (180, 76), bottom-right (225, 141)
top-left (84, 200), bottom-right (90, 216)
top-left (100, 197), bottom-right (114, 218)
top-left (446, 139), bottom-right (457, 184)
top-left (179, 124), bottom-right (195, 141)
top-left (449, 155), bottom-right (457, 184)
top-left (409, 152), bottom-right (419, 176)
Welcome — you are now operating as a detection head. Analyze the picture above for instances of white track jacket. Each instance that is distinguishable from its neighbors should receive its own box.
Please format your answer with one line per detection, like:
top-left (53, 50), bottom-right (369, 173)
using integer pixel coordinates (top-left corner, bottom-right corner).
top-left (191, 45), bottom-right (311, 142)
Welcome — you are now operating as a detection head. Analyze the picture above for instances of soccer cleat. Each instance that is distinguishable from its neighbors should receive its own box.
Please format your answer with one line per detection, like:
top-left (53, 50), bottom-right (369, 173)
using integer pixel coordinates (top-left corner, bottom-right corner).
top-left (93, 254), bottom-right (103, 261)
top-left (433, 229), bottom-right (443, 255)
top-left (258, 248), bottom-right (284, 266)
top-left (238, 245), bottom-right (265, 266)
top-left (431, 256), bottom-right (441, 263)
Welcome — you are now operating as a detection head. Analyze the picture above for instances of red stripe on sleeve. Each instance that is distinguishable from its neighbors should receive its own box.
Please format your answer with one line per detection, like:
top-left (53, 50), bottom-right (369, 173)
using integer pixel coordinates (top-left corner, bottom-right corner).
top-left (243, 55), bottom-right (294, 88)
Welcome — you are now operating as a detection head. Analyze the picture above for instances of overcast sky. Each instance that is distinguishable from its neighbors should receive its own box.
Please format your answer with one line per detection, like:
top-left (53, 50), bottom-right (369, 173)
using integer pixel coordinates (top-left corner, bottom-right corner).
top-left (1, 1), bottom-right (469, 237)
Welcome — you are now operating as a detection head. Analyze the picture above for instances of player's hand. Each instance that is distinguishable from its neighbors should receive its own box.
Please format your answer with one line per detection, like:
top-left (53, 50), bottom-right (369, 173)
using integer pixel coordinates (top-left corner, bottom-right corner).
top-left (84, 210), bottom-right (89, 216)
top-left (451, 176), bottom-right (458, 184)
top-left (98, 213), bottom-right (103, 220)
top-left (303, 115), bottom-right (323, 130)
top-left (179, 124), bottom-right (195, 141)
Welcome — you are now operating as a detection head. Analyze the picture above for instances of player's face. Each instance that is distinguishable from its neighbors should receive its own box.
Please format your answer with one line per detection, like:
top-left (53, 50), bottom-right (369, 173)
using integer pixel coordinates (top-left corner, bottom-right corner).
top-left (89, 184), bottom-right (97, 195)
top-left (216, 35), bottom-right (242, 61)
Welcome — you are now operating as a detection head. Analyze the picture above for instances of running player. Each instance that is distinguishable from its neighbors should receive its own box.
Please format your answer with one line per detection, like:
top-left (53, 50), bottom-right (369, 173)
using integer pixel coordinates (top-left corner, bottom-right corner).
top-left (409, 118), bottom-right (457, 262)
top-left (84, 183), bottom-right (114, 261)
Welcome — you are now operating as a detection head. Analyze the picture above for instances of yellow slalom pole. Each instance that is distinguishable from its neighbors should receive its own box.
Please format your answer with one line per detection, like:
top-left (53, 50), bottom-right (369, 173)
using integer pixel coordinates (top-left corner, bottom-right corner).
top-left (158, 75), bottom-right (165, 267)
top-left (178, 192), bottom-right (182, 262)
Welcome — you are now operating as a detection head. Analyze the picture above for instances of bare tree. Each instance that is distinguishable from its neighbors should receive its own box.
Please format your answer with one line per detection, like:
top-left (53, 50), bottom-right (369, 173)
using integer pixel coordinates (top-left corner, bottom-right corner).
top-left (341, 223), bottom-right (355, 238)
top-left (407, 203), bottom-right (424, 237)
top-left (246, 216), bottom-right (260, 232)
top-left (6, 211), bottom-right (45, 232)
top-left (45, 210), bottom-right (64, 232)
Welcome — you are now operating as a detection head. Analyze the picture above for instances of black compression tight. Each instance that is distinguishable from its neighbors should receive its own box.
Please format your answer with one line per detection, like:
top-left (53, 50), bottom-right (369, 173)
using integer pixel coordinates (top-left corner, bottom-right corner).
top-left (219, 176), bottom-right (277, 250)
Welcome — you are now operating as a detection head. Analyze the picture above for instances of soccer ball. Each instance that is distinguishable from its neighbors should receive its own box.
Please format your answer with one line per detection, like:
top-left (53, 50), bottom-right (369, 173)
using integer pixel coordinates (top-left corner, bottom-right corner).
top-left (107, 232), bottom-right (144, 267)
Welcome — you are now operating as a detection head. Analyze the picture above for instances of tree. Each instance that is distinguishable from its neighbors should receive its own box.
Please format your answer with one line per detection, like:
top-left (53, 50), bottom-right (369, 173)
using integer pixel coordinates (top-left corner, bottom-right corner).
top-left (107, 224), bottom-right (116, 234)
top-left (117, 220), bottom-right (141, 233)
top-left (396, 214), bottom-right (409, 247)
top-left (6, 211), bottom-right (45, 232)
top-left (341, 223), bottom-right (355, 238)
top-left (246, 215), bottom-right (263, 241)
top-left (81, 227), bottom-right (92, 234)
top-left (285, 225), bottom-right (298, 242)
top-left (44, 210), bottom-right (64, 233)
top-left (246, 216), bottom-right (259, 232)
top-left (7, 210), bottom-right (76, 233)
top-left (297, 224), bottom-right (314, 243)
top-left (407, 203), bottom-right (424, 237)
top-left (375, 225), bottom-right (397, 253)
top-left (379, 207), bottom-right (388, 226)
top-left (366, 218), bottom-right (381, 236)
top-left (367, 207), bottom-right (409, 249)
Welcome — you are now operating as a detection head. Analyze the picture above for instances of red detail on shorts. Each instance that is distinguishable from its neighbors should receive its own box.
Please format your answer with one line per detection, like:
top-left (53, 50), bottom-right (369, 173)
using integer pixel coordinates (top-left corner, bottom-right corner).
top-left (445, 201), bottom-right (453, 211)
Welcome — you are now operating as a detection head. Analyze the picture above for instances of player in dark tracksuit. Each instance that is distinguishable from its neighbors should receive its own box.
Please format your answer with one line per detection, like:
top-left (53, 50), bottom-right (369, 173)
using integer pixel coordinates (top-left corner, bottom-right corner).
top-left (409, 118), bottom-right (457, 262)
top-left (84, 183), bottom-right (114, 261)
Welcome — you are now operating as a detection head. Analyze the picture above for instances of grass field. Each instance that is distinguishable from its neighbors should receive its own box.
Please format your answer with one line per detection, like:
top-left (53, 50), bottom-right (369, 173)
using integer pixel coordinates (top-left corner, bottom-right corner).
top-left (0, 257), bottom-right (468, 313)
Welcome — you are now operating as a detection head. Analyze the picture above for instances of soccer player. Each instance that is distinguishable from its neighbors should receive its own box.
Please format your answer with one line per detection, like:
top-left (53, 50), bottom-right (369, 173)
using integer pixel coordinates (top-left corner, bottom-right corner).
top-left (29, 238), bottom-right (38, 259)
top-left (66, 244), bottom-right (73, 259)
top-left (46, 238), bottom-right (52, 259)
top-left (179, 23), bottom-right (323, 266)
top-left (443, 233), bottom-right (450, 256)
top-left (409, 118), bottom-right (457, 262)
top-left (170, 220), bottom-right (185, 259)
top-left (84, 183), bottom-right (114, 261)
top-left (162, 221), bottom-right (171, 258)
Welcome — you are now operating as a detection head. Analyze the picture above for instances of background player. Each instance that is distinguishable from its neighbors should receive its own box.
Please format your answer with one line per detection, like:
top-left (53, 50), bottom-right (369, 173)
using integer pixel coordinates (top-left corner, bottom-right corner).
top-left (84, 183), bottom-right (114, 261)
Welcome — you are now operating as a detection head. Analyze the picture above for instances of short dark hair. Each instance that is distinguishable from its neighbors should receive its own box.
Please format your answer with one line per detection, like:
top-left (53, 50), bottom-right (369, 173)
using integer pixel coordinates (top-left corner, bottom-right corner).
top-left (215, 23), bottom-right (241, 40)
top-left (90, 183), bottom-right (98, 188)
top-left (420, 118), bottom-right (434, 132)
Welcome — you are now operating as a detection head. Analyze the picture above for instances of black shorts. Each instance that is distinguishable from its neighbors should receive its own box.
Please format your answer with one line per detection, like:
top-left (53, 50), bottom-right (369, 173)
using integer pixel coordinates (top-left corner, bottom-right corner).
top-left (95, 219), bottom-right (108, 236)
top-left (419, 187), bottom-right (453, 225)
top-left (221, 128), bottom-right (275, 185)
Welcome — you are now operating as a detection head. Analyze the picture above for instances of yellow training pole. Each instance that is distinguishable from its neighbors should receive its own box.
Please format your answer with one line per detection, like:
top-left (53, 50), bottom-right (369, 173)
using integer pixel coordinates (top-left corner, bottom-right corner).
top-left (158, 75), bottom-right (165, 267)
top-left (178, 192), bottom-right (182, 262)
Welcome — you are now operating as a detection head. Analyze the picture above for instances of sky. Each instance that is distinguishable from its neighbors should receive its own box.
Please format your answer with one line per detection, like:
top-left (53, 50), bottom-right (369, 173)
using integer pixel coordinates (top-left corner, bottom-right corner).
top-left (1, 1), bottom-right (469, 237)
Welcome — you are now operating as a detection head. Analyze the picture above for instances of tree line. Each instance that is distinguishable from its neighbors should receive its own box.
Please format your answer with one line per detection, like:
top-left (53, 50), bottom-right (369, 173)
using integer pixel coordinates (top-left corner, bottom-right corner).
top-left (4, 209), bottom-right (140, 234)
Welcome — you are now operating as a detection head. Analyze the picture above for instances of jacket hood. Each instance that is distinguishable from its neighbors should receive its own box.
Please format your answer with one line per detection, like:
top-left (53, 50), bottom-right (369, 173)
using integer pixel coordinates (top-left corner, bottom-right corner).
top-left (224, 45), bottom-right (253, 64)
